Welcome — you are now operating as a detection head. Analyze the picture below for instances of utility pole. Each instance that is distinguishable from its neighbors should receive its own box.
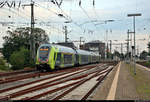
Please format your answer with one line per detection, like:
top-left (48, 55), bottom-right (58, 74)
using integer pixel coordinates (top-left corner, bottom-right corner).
top-left (137, 45), bottom-right (139, 60)
top-left (31, 1), bottom-right (35, 61)
top-left (80, 37), bottom-right (83, 47)
top-left (127, 30), bottom-right (130, 61)
top-left (72, 37), bottom-right (85, 49)
top-left (130, 30), bottom-right (132, 61)
top-left (109, 40), bottom-right (112, 54)
top-left (23, 0), bottom-right (35, 61)
top-left (106, 30), bottom-right (108, 60)
top-left (121, 43), bottom-right (123, 54)
top-left (63, 26), bottom-right (68, 43)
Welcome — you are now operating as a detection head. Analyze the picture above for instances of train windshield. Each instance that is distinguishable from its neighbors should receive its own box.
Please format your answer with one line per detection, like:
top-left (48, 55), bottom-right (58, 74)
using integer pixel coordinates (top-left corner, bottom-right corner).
top-left (39, 46), bottom-right (50, 61)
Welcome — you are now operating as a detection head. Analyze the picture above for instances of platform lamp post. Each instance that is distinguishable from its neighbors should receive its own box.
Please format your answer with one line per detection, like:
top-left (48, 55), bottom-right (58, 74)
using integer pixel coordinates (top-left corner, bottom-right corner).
top-left (127, 13), bottom-right (142, 75)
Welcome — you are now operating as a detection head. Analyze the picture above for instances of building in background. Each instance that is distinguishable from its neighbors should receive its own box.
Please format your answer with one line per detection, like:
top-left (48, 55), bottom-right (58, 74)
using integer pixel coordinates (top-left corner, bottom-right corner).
top-left (80, 40), bottom-right (105, 59)
top-left (56, 42), bottom-right (77, 49)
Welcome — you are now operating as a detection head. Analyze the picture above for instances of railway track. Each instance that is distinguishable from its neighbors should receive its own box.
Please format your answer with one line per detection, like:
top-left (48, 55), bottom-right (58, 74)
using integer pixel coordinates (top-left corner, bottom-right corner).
top-left (0, 68), bottom-right (36, 77)
top-left (0, 64), bottom-right (98, 85)
top-left (0, 62), bottom-right (118, 100)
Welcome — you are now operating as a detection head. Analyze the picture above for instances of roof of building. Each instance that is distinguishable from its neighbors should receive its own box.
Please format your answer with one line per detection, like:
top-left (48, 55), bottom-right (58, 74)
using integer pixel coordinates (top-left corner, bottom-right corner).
top-left (87, 40), bottom-right (104, 44)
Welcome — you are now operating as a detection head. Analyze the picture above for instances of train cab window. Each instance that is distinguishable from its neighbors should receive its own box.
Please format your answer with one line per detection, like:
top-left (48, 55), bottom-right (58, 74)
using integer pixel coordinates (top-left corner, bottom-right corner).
top-left (39, 46), bottom-right (50, 61)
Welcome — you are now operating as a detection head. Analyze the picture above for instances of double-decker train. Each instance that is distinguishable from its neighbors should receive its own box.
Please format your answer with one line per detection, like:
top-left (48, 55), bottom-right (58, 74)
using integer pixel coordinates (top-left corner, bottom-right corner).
top-left (36, 44), bottom-right (100, 71)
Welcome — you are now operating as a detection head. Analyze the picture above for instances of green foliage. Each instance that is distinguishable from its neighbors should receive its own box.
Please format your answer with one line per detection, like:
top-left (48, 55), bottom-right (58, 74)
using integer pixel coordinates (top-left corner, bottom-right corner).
top-left (144, 62), bottom-right (150, 67)
top-left (9, 47), bottom-right (33, 70)
top-left (2, 27), bottom-right (49, 62)
top-left (113, 50), bottom-right (120, 57)
top-left (0, 65), bottom-right (10, 71)
top-left (0, 57), bottom-right (10, 71)
top-left (147, 42), bottom-right (150, 55)
top-left (140, 50), bottom-right (148, 60)
top-left (0, 57), bottom-right (5, 65)
top-left (10, 50), bottom-right (25, 70)
top-left (29, 60), bottom-right (35, 68)
top-left (126, 63), bottom-right (150, 99)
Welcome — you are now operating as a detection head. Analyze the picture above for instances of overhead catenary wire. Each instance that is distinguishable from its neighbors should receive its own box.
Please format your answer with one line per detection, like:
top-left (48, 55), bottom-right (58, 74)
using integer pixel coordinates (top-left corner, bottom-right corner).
top-left (0, 4), bottom-right (64, 39)
top-left (35, 0), bottom-right (96, 36)
top-left (78, 0), bottom-right (99, 34)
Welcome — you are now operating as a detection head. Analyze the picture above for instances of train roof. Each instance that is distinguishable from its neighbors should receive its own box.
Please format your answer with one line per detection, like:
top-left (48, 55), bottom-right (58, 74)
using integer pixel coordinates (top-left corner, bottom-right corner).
top-left (76, 49), bottom-right (92, 55)
top-left (39, 44), bottom-right (100, 56)
top-left (39, 44), bottom-right (77, 54)
top-left (53, 44), bottom-right (76, 54)
top-left (90, 51), bottom-right (99, 56)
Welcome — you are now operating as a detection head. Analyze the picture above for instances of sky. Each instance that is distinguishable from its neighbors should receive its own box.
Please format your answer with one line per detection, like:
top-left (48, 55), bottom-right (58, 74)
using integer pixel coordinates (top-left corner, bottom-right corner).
top-left (0, 0), bottom-right (150, 54)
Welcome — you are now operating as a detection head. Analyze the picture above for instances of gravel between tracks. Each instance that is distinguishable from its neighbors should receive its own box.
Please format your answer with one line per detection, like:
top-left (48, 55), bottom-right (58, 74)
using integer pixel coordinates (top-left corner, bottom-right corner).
top-left (91, 64), bottom-right (119, 100)
top-left (0, 63), bottom-right (115, 100)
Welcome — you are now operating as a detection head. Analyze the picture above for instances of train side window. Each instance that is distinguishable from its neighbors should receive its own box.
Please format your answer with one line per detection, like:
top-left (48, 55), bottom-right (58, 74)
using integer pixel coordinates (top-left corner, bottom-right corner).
top-left (64, 54), bottom-right (72, 64)
top-left (56, 53), bottom-right (61, 61)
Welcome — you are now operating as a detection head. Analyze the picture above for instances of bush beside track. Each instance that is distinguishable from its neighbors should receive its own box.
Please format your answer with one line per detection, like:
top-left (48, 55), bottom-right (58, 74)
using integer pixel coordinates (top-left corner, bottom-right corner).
top-left (0, 57), bottom-right (10, 71)
top-left (136, 61), bottom-right (150, 68)
top-left (0, 47), bottom-right (35, 72)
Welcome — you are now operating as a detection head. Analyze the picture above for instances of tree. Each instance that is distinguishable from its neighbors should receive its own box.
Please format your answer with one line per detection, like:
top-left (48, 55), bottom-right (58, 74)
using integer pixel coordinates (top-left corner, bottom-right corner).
top-left (113, 50), bottom-right (120, 57)
top-left (0, 57), bottom-right (9, 71)
top-left (2, 27), bottom-right (49, 62)
top-left (113, 50), bottom-right (121, 60)
top-left (147, 42), bottom-right (150, 55)
top-left (9, 47), bottom-right (31, 70)
top-left (9, 48), bottom-right (25, 70)
top-left (140, 50), bottom-right (148, 60)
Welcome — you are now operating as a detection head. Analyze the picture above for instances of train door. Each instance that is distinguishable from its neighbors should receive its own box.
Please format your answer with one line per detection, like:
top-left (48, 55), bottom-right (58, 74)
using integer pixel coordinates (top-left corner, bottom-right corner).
top-left (75, 54), bottom-right (79, 66)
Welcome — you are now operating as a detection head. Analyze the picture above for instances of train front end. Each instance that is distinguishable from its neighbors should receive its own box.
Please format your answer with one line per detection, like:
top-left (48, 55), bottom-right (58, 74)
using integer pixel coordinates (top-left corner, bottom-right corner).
top-left (36, 44), bottom-right (56, 71)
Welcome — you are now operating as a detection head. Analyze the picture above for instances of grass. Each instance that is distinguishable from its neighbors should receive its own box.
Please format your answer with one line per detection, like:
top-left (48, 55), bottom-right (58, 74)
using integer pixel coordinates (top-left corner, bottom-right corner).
top-left (125, 63), bottom-right (150, 100)
top-left (137, 61), bottom-right (150, 68)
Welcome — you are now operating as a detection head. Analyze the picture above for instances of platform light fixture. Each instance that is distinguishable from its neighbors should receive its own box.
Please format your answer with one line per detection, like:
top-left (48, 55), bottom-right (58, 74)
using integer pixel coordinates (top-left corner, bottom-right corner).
top-left (127, 13), bottom-right (142, 75)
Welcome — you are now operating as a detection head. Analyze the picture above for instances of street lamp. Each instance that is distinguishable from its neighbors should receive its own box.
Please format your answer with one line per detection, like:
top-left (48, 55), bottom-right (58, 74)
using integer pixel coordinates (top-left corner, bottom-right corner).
top-left (127, 13), bottom-right (142, 75)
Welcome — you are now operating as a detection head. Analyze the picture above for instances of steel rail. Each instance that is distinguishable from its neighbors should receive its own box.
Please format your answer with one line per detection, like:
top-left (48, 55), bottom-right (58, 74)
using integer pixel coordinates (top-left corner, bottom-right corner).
top-left (0, 69), bottom-right (35, 77)
top-left (0, 64), bottom-right (103, 100)
top-left (23, 66), bottom-right (108, 100)
top-left (0, 64), bottom-right (100, 94)
top-left (0, 64), bottom-right (99, 84)
top-left (81, 67), bottom-right (113, 100)
top-left (52, 68), bottom-right (110, 100)
top-left (22, 79), bottom-right (85, 100)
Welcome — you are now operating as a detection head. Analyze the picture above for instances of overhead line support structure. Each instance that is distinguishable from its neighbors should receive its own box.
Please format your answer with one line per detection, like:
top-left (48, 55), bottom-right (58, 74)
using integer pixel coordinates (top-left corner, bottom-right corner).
top-left (127, 30), bottom-right (130, 62)
top-left (127, 13), bottom-right (142, 75)
top-left (23, 1), bottom-right (35, 61)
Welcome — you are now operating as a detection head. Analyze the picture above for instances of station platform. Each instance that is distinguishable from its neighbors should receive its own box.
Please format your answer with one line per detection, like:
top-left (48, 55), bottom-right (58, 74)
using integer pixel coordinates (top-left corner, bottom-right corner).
top-left (91, 61), bottom-right (150, 100)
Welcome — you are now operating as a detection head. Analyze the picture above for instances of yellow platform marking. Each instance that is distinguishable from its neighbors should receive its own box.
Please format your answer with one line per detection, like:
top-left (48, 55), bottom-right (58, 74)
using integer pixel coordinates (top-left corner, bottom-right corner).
top-left (106, 62), bottom-right (121, 100)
